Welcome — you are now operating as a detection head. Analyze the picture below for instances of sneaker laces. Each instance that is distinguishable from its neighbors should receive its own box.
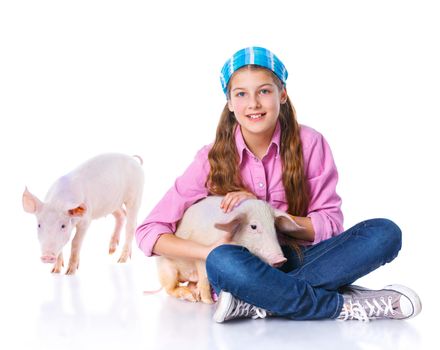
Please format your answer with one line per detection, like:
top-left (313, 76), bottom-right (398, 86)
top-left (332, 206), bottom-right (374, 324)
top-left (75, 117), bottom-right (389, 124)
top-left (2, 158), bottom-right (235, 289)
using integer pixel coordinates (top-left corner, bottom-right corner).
top-left (339, 300), bottom-right (370, 322)
top-left (340, 295), bottom-right (396, 322)
top-left (363, 296), bottom-right (395, 318)
top-left (229, 298), bottom-right (268, 320)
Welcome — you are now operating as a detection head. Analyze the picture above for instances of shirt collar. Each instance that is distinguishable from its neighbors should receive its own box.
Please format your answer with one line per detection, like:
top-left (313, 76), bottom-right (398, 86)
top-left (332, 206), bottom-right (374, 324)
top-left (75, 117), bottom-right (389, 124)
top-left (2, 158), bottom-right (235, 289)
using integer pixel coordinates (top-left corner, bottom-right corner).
top-left (234, 120), bottom-right (281, 164)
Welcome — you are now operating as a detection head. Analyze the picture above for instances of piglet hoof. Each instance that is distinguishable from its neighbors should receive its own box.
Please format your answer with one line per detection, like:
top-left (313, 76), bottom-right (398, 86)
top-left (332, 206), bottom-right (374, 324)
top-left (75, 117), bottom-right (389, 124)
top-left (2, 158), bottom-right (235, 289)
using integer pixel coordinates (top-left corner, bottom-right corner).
top-left (117, 251), bottom-right (131, 263)
top-left (51, 258), bottom-right (64, 273)
top-left (185, 296), bottom-right (199, 303)
top-left (192, 289), bottom-right (202, 302)
top-left (109, 240), bottom-right (119, 255)
top-left (201, 295), bottom-right (214, 304)
top-left (199, 288), bottom-right (214, 304)
top-left (65, 261), bottom-right (79, 275)
top-left (181, 291), bottom-right (199, 303)
top-left (187, 283), bottom-right (202, 302)
top-left (51, 266), bottom-right (62, 274)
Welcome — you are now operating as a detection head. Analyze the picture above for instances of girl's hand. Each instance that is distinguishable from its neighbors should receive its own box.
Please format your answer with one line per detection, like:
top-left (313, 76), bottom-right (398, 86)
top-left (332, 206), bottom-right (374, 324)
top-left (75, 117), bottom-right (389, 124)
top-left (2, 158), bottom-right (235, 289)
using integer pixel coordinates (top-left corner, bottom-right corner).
top-left (220, 191), bottom-right (256, 213)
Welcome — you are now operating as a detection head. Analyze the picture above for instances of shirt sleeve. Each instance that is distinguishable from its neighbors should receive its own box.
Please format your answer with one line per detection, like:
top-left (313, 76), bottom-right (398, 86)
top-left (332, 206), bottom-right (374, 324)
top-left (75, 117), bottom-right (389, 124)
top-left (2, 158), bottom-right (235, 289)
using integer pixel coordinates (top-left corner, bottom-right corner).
top-left (135, 146), bottom-right (211, 256)
top-left (304, 131), bottom-right (344, 244)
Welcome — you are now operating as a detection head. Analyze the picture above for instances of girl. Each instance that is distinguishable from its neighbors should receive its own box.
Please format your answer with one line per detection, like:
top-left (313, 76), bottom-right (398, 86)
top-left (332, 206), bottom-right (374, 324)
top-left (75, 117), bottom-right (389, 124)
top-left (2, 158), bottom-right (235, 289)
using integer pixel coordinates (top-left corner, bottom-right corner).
top-left (136, 47), bottom-right (421, 323)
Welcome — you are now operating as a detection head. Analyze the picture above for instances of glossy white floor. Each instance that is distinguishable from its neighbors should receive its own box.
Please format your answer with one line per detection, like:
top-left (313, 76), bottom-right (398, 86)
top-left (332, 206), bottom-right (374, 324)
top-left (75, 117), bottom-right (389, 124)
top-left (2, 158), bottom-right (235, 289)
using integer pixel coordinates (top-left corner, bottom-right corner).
top-left (1, 216), bottom-right (435, 350)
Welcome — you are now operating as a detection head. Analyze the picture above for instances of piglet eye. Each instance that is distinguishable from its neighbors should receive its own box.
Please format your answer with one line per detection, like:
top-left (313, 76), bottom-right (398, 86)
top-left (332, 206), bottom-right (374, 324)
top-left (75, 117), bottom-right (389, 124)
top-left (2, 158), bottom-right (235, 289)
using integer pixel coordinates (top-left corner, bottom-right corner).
top-left (61, 224), bottom-right (66, 229)
top-left (38, 224), bottom-right (41, 228)
top-left (251, 225), bottom-right (257, 230)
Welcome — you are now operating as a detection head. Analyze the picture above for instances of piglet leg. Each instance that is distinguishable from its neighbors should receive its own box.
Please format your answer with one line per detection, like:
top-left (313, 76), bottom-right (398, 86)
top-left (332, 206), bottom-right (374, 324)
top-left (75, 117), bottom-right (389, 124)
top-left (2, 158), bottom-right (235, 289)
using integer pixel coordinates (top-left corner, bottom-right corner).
top-left (51, 252), bottom-right (64, 273)
top-left (66, 222), bottom-right (89, 275)
top-left (196, 261), bottom-right (213, 304)
top-left (109, 208), bottom-right (125, 255)
top-left (159, 259), bottom-right (199, 302)
top-left (118, 202), bottom-right (139, 263)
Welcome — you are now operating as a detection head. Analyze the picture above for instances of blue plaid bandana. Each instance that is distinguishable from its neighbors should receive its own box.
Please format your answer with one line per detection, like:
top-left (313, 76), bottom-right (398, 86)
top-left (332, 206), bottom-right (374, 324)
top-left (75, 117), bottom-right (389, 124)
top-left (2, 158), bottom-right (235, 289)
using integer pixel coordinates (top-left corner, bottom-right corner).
top-left (220, 47), bottom-right (288, 96)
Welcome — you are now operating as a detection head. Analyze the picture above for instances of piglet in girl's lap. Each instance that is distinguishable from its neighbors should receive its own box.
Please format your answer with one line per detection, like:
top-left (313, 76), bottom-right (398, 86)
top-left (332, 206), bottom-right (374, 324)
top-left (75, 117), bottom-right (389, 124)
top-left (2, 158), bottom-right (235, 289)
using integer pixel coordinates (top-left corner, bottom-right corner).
top-left (157, 196), bottom-right (303, 304)
top-left (22, 153), bottom-right (144, 274)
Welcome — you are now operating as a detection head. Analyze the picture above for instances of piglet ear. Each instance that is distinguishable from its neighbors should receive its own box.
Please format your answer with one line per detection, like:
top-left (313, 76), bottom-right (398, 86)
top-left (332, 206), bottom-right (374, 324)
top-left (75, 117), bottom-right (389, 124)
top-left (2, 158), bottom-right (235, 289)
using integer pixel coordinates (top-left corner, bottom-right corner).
top-left (214, 213), bottom-right (247, 235)
top-left (22, 187), bottom-right (43, 213)
top-left (68, 204), bottom-right (87, 217)
top-left (273, 209), bottom-right (304, 233)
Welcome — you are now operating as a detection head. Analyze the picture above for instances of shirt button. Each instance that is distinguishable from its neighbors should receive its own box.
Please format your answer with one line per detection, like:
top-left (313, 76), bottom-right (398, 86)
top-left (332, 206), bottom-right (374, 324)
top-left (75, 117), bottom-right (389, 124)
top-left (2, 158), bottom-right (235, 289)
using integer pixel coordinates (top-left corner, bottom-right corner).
top-left (258, 182), bottom-right (264, 188)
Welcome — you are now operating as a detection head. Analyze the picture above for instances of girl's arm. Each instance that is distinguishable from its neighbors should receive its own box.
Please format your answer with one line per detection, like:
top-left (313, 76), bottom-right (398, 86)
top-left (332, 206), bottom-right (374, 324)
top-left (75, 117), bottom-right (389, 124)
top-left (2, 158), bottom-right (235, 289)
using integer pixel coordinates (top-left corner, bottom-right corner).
top-left (135, 146), bottom-right (211, 257)
top-left (302, 129), bottom-right (344, 243)
top-left (153, 231), bottom-right (233, 260)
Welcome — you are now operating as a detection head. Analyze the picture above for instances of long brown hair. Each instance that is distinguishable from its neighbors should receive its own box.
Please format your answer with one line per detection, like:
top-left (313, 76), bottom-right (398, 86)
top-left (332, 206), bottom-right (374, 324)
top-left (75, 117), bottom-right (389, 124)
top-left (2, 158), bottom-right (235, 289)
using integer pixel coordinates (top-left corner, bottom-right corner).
top-left (207, 66), bottom-right (309, 251)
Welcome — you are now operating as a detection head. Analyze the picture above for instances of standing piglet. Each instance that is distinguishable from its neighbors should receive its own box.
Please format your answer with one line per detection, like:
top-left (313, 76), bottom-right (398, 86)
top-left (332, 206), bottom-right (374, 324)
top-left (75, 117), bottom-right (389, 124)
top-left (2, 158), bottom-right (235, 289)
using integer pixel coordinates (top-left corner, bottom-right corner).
top-left (157, 196), bottom-right (303, 304)
top-left (22, 153), bottom-right (144, 274)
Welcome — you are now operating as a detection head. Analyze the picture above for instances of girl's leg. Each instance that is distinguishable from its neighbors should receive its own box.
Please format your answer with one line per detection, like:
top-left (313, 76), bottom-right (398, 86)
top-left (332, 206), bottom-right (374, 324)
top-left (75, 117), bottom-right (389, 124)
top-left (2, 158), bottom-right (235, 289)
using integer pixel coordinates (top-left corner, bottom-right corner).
top-left (285, 218), bottom-right (402, 290)
top-left (207, 245), bottom-right (343, 320)
top-left (206, 218), bottom-right (401, 320)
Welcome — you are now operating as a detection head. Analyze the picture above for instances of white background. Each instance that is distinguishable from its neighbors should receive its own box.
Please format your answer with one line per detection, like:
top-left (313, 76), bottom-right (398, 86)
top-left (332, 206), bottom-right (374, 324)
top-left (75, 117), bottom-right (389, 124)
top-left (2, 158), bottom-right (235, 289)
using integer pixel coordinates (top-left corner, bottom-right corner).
top-left (1, 1), bottom-right (439, 349)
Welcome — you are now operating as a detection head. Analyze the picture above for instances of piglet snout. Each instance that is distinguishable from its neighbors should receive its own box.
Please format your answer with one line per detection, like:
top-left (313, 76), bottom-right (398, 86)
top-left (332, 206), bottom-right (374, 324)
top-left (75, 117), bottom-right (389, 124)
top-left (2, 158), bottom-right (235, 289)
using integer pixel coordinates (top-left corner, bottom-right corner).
top-left (269, 256), bottom-right (287, 268)
top-left (41, 255), bottom-right (56, 264)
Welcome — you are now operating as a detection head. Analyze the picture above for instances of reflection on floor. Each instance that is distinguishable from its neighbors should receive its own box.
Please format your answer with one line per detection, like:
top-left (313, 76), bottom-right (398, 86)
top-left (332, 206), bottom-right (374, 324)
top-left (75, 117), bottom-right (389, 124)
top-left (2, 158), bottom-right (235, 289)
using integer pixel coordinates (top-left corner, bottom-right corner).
top-left (0, 248), bottom-right (430, 350)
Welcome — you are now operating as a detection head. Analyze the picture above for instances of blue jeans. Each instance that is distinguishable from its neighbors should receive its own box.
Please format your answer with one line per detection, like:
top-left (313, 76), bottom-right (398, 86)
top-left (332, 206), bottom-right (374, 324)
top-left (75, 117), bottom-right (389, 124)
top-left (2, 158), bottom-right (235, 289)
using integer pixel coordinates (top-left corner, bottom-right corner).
top-left (206, 218), bottom-right (402, 320)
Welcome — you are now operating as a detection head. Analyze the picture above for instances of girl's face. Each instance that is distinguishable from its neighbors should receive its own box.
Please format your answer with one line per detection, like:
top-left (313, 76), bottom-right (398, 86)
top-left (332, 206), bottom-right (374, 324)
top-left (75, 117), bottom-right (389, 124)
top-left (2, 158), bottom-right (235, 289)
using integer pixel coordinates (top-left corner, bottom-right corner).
top-left (227, 67), bottom-right (287, 140)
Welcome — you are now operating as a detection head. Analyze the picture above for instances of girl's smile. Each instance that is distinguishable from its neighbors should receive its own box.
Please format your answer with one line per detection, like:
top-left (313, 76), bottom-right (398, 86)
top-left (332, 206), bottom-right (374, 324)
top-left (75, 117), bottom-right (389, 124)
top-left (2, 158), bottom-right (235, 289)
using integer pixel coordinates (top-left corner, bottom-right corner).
top-left (246, 112), bottom-right (266, 121)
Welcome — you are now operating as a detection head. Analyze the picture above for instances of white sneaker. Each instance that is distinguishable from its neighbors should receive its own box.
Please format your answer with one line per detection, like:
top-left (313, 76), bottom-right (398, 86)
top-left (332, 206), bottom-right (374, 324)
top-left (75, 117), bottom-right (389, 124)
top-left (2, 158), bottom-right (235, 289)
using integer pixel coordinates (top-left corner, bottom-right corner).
top-left (338, 284), bottom-right (422, 322)
top-left (213, 291), bottom-right (269, 323)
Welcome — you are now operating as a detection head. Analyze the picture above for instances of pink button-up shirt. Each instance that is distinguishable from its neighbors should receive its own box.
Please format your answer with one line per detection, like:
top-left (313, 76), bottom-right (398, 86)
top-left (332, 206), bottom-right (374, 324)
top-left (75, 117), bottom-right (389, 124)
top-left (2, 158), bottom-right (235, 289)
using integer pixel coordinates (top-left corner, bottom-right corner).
top-left (136, 122), bottom-right (343, 257)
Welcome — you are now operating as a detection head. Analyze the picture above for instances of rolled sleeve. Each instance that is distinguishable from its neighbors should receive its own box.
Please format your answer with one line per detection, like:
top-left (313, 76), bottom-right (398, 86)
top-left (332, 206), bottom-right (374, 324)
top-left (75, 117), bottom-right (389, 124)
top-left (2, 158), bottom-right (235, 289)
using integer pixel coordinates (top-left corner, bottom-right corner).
top-left (302, 129), bottom-right (344, 244)
top-left (135, 146), bottom-right (211, 256)
top-left (137, 223), bottom-right (174, 257)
